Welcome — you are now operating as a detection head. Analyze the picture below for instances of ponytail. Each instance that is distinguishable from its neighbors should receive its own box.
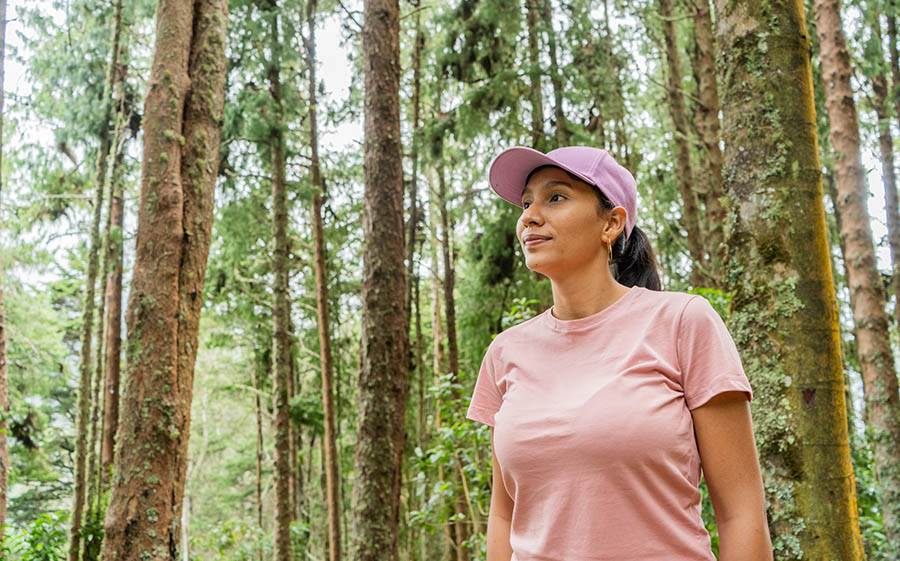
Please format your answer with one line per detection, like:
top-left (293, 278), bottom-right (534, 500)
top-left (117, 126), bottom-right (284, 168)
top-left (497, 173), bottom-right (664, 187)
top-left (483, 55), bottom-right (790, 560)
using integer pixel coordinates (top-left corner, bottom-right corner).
top-left (611, 225), bottom-right (661, 291)
top-left (591, 188), bottom-right (662, 290)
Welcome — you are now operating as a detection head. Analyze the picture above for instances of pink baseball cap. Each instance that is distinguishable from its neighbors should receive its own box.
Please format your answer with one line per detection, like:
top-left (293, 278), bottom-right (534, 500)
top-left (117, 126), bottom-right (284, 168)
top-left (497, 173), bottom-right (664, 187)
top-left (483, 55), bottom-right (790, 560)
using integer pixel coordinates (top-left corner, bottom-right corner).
top-left (488, 146), bottom-right (638, 240)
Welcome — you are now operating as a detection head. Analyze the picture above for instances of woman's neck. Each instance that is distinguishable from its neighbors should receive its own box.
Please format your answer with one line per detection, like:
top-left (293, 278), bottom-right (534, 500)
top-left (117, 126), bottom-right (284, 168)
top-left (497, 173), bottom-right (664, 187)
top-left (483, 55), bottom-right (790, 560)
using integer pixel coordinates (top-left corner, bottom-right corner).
top-left (549, 269), bottom-right (630, 321)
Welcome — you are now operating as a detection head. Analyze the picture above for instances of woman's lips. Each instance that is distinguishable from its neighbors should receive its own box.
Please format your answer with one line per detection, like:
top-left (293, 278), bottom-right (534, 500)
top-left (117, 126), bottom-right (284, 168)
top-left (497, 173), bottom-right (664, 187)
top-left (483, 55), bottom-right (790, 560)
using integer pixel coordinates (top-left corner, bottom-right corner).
top-left (524, 237), bottom-right (551, 247)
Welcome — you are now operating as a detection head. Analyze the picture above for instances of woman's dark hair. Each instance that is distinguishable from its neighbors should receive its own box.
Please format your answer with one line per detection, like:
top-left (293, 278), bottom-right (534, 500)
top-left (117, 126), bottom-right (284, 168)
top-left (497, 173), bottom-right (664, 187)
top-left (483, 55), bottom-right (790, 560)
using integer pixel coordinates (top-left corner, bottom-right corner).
top-left (524, 165), bottom-right (662, 291)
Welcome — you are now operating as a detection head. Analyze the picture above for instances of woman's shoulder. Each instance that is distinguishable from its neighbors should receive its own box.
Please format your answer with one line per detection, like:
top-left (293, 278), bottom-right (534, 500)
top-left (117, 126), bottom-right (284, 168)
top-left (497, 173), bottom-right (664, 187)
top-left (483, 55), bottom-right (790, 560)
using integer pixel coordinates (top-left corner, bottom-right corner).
top-left (630, 286), bottom-right (699, 318)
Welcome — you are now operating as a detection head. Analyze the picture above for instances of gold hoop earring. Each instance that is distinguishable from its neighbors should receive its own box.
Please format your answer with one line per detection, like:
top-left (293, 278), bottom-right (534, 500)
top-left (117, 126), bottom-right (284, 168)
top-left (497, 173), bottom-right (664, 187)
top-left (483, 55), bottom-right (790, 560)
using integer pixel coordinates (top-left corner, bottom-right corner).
top-left (606, 239), bottom-right (613, 264)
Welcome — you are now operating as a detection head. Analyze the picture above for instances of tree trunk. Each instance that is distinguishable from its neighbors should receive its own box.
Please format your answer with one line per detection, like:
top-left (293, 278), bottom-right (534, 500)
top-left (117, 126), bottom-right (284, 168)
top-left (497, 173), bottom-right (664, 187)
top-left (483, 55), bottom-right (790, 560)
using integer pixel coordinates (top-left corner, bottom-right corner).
top-left (600, 0), bottom-right (633, 170)
top-left (406, 18), bottom-right (427, 546)
top-left (658, 0), bottom-right (706, 289)
top-left (687, 0), bottom-right (726, 286)
top-left (100, 103), bottom-right (128, 489)
top-left (99, 1), bottom-right (228, 559)
top-left (427, 168), bottom-right (450, 559)
top-left (292, 346), bottom-right (305, 531)
top-left (406, 9), bottom-right (426, 537)
top-left (871, 16), bottom-right (900, 333)
top-left (541, 0), bottom-right (568, 147)
top-left (251, 364), bottom-right (264, 561)
top-left (306, 1), bottom-right (342, 559)
top-left (286, 323), bottom-right (297, 523)
top-left (885, 12), bottom-right (900, 326)
top-left (525, 0), bottom-right (545, 150)
top-left (352, 0), bottom-right (408, 559)
top-left (436, 149), bottom-right (469, 561)
top-left (82, 159), bottom-right (112, 561)
top-left (264, 3), bottom-right (293, 560)
top-left (715, 0), bottom-right (865, 559)
top-left (70, 1), bottom-right (124, 556)
top-left (813, 0), bottom-right (900, 551)
top-left (0, 0), bottom-right (8, 544)
top-left (405, 2), bottom-right (423, 326)
top-left (85, 86), bottom-right (129, 551)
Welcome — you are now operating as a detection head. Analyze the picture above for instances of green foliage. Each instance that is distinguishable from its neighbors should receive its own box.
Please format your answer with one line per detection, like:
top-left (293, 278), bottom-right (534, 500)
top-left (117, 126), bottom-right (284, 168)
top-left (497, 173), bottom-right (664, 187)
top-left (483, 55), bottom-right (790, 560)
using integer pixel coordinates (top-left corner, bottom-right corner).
top-left (853, 425), bottom-right (890, 561)
top-left (1, 512), bottom-right (68, 561)
top-left (2, 275), bottom-right (73, 525)
top-left (188, 517), bottom-right (269, 561)
top-left (289, 392), bottom-right (325, 434)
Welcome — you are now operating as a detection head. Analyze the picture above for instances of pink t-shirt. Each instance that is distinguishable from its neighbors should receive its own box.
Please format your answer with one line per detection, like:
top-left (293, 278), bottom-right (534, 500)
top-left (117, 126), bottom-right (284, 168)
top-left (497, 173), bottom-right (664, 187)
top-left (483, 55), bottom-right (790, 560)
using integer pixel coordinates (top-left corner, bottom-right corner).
top-left (465, 285), bottom-right (753, 561)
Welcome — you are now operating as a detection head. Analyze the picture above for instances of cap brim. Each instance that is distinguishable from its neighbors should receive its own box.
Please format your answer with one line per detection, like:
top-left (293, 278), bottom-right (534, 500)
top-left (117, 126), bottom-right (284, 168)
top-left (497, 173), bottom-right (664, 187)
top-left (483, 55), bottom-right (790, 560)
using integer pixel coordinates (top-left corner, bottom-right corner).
top-left (488, 146), bottom-right (599, 207)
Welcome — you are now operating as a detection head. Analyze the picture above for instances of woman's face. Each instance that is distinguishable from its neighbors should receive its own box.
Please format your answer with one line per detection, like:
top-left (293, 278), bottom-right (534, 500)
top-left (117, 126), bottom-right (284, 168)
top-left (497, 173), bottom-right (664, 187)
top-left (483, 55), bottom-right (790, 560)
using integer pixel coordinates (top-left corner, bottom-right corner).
top-left (515, 166), bottom-right (623, 278)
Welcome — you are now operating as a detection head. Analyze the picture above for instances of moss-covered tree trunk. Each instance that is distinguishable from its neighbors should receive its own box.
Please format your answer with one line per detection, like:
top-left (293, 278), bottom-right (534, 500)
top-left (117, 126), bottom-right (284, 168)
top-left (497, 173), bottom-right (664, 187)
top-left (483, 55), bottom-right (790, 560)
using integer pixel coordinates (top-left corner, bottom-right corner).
top-left (352, 0), bottom-right (408, 559)
top-left (306, 1), bottom-right (342, 559)
top-left (687, 0), bottom-right (726, 286)
top-left (715, 1), bottom-right (864, 559)
top-left (70, 2), bottom-right (124, 556)
top-left (0, 0), bottom-right (8, 544)
top-left (99, 0), bottom-right (228, 559)
top-left (658, 0), bottom-right (705, 288)
top-left (813, 0), bottom-right (900, 551)
top-left (525, 0), bottom-right (545, 150)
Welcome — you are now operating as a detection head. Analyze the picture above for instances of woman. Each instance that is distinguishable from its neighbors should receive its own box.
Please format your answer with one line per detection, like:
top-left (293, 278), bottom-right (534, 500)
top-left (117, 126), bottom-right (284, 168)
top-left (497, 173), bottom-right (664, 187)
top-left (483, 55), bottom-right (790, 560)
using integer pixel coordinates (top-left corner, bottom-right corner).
top-left (465, 146), bottom-right (773, 561)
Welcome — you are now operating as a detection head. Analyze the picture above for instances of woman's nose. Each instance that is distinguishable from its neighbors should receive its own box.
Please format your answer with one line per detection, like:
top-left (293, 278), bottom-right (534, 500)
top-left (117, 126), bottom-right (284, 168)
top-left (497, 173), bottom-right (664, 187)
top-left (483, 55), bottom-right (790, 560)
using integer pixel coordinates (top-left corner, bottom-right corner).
top-left (521, 204), bottom-right (544, 226)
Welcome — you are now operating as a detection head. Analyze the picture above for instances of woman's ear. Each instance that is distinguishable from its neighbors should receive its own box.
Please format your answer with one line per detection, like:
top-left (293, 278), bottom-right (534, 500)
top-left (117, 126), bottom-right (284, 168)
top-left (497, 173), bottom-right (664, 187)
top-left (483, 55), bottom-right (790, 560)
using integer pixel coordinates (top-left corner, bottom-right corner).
top-left (605, 207), bottom-right (627, 239)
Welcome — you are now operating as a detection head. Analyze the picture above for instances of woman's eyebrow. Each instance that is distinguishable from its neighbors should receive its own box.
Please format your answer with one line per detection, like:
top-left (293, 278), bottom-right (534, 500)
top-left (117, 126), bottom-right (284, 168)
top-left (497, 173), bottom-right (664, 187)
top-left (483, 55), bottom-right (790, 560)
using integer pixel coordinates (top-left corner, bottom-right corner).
top-left (522, 180), bottom-right (573, 198)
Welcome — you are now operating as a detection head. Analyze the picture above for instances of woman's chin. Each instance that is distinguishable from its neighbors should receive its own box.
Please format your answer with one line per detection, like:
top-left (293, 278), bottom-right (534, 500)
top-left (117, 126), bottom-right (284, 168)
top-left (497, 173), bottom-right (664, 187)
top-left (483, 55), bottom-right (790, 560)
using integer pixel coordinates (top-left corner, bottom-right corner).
top-left (524, 257), bottom-right (555, 276)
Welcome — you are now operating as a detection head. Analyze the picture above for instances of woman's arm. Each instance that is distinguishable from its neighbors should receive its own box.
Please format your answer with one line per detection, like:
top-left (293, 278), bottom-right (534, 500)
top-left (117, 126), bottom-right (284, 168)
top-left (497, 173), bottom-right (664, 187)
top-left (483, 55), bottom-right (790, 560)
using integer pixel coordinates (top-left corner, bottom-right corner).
top-left (692, 391), bottom-right (774, 561)
top-left (486, 427), bottom-right (514, 561)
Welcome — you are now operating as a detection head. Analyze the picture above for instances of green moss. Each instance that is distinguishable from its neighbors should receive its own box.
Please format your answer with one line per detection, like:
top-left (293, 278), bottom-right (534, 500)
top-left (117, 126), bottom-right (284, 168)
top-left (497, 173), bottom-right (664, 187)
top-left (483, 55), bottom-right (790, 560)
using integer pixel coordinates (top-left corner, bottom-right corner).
top-left (163, 129), bottom-right (186, 145)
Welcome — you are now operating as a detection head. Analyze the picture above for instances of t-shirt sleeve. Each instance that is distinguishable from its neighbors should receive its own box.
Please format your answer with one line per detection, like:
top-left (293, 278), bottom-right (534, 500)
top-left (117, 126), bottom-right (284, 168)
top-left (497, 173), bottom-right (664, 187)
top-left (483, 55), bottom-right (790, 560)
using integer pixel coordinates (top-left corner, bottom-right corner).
top-left (676, 295), bottom-right (753, 410)
top-left (466, 339), bottom-right (503, 427)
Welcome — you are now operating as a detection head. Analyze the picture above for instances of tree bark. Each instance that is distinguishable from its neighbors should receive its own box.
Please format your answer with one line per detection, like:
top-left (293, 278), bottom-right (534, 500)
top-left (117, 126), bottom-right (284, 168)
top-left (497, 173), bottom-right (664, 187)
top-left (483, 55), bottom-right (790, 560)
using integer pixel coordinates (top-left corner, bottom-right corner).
top-left (352, 0), bottom-right (408, 559)
top-left (715, 0), bottom-right (865, 558)
top-left (306, 1), bottom-right (342, 559)
top-left (813, 0), bottom-right (900, 552)
top-left (687, 0), bottom-right (726, 286)
top-left (99, 1), bottom-right (228, 559)
top-left (658, 0), bottom-right (706, 288)
top-left (70, 1), bottom-right (124, 556)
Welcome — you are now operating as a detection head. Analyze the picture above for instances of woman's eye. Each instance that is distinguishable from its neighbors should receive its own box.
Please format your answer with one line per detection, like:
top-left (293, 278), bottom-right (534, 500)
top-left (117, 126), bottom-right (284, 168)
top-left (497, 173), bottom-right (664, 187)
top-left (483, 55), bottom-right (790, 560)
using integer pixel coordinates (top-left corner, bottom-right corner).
top-left (523, 194), bottom-right (562, 209)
